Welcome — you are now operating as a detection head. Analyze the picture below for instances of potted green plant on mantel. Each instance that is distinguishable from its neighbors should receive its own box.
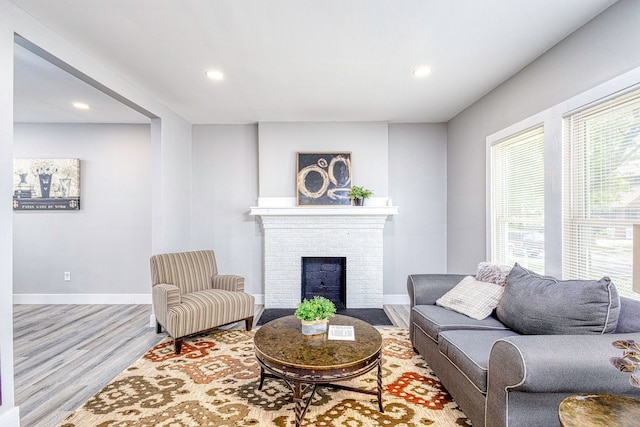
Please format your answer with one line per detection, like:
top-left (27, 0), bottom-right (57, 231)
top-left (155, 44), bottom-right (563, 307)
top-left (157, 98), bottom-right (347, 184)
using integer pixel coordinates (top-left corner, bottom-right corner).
top-left (349, 185), bottom-right (373, 206)
top-left (294, 296), bottom-right (337, 335)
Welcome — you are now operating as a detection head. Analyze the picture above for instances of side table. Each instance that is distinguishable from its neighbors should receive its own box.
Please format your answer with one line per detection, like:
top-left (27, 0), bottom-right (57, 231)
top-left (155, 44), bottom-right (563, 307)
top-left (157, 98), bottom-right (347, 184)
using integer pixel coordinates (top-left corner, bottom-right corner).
top-left (559, 393), bottom-right (640, 427)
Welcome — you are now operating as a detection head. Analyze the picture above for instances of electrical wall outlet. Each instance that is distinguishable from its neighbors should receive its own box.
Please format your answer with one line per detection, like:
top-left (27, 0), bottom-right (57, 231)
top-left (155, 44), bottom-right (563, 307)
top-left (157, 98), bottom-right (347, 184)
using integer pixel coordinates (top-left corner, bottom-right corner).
top-left (64, 271), bottom-right (71, 281)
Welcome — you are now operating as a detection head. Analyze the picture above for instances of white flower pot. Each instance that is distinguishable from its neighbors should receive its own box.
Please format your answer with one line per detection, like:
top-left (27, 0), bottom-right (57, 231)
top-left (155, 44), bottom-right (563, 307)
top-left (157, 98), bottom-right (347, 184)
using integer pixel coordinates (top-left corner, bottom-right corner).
top-left (300, 318), bottom-right (328, 335)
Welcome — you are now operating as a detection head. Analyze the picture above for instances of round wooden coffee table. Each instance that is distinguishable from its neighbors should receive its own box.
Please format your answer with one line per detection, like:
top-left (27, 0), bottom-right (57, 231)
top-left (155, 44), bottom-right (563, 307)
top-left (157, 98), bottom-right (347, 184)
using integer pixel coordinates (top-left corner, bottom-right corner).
top-left (254, 314), bottom-right (383, 426)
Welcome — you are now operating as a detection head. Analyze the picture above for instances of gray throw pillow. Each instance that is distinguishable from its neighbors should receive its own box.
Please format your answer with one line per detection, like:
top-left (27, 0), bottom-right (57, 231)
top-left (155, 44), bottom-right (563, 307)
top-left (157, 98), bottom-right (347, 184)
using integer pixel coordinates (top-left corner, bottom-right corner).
top-left (476, 261), bottom-right (511, 286)
top-left (496, 263), bottom-right (620, 335)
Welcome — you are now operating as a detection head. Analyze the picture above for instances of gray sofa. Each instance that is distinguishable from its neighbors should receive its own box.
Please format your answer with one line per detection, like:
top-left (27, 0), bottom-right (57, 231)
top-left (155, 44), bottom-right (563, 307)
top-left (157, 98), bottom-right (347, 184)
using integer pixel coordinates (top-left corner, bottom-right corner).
top-left (408, 269), bottom-right (640, 427)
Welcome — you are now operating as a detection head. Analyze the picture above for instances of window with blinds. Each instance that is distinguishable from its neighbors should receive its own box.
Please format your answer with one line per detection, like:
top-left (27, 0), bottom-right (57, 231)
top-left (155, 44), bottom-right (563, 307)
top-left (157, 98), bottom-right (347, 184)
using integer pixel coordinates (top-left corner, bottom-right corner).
top-left (563, 87), bottom-right (640, 301)
top-left (491, 126), bottom-right (545, 272)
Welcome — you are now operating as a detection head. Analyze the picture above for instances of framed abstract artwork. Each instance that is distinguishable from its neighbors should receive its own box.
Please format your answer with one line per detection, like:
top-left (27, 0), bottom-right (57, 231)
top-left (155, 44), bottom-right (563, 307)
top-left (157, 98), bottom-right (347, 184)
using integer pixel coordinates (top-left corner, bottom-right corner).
top-left (296, 152), bottom-right (351, 205)
top-left (13, 158), bottom-right (81, 210)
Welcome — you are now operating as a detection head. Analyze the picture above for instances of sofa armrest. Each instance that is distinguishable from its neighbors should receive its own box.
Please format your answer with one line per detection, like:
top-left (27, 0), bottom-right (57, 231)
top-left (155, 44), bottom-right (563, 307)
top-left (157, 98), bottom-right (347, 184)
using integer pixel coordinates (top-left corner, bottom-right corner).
top-left (212, 274), bottom-right (245, 292)
top-left (407, 274), bottom-right (468, 307)
top-left (152, 283), bottom-right (181, 326)
top-left (486, 333), bottom-right (640, 427)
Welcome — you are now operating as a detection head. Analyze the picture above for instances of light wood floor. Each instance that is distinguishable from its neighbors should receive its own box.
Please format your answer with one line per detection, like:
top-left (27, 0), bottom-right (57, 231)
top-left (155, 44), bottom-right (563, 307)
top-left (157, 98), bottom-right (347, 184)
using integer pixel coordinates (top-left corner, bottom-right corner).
top-left (13, 304), bottom-right (409, 427)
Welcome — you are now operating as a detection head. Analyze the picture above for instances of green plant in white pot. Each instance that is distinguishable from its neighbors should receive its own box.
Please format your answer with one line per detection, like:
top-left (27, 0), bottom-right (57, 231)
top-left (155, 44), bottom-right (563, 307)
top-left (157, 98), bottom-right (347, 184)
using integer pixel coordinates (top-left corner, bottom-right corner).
top-left (349, 185), bottom-right (373, 206)
top-left (294, 296), bottom-right (337, 335)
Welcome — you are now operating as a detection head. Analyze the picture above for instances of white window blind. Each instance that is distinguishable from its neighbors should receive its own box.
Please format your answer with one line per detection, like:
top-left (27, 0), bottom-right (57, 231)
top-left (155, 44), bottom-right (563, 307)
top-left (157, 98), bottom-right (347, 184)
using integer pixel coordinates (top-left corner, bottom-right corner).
top-left (563, 87), bottom-right (640, 301)
top-left (491, 126), bottom-right (545, 272)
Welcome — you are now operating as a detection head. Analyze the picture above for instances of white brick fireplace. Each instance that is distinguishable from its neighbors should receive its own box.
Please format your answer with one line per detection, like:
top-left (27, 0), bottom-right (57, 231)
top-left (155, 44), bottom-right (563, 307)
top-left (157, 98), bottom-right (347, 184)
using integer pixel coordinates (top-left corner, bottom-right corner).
top-left (250, 198), bottom-right (398, 308)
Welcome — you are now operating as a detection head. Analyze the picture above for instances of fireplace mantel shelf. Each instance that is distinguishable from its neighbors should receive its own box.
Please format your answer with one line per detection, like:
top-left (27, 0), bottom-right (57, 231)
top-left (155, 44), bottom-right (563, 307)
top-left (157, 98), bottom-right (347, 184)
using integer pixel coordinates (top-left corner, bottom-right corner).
top-left (249, 206), bottom-right (398, 217)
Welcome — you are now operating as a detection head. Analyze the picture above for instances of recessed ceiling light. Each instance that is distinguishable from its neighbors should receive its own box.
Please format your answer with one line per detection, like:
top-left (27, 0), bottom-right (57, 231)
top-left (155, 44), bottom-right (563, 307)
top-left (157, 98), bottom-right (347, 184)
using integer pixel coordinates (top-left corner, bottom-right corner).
top-left (205, 69), bottom-right (224, 80)
top-left (72, 102), bottom-right (90, 110)
top-left (412, 66), bottom-right (432, 78)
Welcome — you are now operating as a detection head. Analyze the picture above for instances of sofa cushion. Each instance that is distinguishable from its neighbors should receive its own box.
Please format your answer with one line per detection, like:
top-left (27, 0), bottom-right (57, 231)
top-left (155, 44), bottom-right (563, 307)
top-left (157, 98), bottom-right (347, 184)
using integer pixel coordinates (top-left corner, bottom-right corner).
top-left (616, 297), bottom-right (640, 333)
top-left (496, 263), bottom-right (620, 335)
top-left (436, 276), bottom-right (505, 320)
top-left (412, 305), bottom-right (510, 343)
top-left (438, 330), bottom-right (520, 393)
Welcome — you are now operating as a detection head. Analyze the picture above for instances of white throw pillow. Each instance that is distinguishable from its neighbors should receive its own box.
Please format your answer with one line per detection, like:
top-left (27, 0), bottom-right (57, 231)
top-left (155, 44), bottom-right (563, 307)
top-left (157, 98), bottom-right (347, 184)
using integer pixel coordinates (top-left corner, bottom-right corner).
top-left (436, 276), bottom-right (505, 320)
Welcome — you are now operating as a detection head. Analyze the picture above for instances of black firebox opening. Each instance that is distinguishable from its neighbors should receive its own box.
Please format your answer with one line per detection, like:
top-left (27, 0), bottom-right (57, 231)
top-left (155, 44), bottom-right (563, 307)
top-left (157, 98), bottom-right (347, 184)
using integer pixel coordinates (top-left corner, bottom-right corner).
top-left (301, 257), bottom-right (346, 309)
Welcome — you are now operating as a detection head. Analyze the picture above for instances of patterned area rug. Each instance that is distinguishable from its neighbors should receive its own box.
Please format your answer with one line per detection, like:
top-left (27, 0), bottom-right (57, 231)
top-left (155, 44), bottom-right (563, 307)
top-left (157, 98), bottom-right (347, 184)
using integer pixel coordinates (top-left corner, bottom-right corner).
top-left (60, 329), bottom-right (470, 426)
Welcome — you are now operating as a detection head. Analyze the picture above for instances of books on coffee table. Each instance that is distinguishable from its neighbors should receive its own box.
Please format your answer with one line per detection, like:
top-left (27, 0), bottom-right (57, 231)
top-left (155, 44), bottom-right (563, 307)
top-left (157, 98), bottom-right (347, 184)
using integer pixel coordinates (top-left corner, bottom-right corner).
top-left (328, 325), bottom-right (355, 341)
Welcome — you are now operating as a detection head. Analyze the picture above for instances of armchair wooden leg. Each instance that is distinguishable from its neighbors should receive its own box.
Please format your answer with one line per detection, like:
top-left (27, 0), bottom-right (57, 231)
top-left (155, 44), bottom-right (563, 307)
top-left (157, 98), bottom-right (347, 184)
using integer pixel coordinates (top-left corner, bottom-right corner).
top-left (245, 316), bottom-right (254, 331)
top-left (156, 321), bottom-right (162, 334)
top-left (174, 338), bottom-right (183, 355)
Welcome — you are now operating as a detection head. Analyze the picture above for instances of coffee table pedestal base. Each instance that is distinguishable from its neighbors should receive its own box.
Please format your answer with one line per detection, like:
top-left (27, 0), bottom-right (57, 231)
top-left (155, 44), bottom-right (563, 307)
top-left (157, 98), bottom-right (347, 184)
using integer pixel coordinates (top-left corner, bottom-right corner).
top-left (257, 356), bottom-right (384, 427)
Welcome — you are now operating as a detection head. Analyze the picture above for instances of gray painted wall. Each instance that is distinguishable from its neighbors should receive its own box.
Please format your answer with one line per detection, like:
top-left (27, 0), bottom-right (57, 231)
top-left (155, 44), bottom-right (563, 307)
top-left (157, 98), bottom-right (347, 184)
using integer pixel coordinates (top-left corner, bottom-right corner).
top-left (151, 117), bottom-right (194, 254)
top-left (258, 122), bottom-right (389, 197)
top-left (191, 124), bottom-right (262, 296)
top-left (13, 123), bottom-right (151, 296)
top-left (386, 123), bottom-right (448, 293)
top-left (446, 0), bottom-right (640, 273)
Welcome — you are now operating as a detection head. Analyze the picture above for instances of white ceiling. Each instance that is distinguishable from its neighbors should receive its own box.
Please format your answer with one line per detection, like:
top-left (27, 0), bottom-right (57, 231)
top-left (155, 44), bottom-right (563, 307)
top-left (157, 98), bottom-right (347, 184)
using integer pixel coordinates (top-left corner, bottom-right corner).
top-left (12, 0), bottom-right (617, 124)
top-left (13, 43), bottom-right (151, 123)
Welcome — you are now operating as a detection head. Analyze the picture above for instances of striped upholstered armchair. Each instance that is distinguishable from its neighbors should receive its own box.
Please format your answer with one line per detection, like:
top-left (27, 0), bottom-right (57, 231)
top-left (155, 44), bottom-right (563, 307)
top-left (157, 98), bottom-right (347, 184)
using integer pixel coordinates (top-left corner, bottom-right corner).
top-left (150, 250), bottom-right (255, 354)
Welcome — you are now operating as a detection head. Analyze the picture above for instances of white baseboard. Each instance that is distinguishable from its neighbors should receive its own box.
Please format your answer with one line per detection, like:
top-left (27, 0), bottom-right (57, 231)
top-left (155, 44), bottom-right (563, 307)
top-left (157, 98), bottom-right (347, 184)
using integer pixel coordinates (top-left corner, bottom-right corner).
top-left (13, 294), bottom-right (152, 304)
top-left (0, 406), bottom-right (20, 427)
